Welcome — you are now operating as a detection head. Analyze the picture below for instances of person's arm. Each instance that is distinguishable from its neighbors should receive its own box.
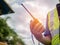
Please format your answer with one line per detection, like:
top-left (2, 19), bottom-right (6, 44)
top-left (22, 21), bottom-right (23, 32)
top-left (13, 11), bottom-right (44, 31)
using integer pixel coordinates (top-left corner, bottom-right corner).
top-left (30, 19), bottom-right (51, 45)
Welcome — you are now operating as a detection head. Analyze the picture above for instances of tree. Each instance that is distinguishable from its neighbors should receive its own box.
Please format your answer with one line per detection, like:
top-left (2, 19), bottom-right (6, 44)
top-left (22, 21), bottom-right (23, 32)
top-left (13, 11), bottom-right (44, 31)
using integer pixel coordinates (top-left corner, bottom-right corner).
top-left (0, 17), bottom-right (25, 45)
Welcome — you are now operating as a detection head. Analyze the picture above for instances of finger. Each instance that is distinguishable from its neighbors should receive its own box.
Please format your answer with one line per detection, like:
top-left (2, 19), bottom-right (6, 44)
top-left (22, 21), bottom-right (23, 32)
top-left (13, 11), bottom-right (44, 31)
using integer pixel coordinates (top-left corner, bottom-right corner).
top-left (37, 25), bottom-right (44, 33)
top-left (30, 19), bottom-right (39, 30)
top-left (33, 23), bottom-right (43, 33)
top-left (32, 22), bottom-right (41, 32)
top-left (37, 24), bottom-right (43, 31)
top-left (30, 20), bottom-right (39, 34)
top-left (30, 20), bottom-right (34, 30)
top-left (30, 20), bottom-right (34, 33)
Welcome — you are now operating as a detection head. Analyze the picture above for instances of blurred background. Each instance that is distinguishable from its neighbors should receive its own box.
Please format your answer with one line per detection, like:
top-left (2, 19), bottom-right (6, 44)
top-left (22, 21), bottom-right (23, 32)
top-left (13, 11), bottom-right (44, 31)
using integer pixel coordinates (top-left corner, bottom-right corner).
top-left (0, 0), bottom-right (59, 45)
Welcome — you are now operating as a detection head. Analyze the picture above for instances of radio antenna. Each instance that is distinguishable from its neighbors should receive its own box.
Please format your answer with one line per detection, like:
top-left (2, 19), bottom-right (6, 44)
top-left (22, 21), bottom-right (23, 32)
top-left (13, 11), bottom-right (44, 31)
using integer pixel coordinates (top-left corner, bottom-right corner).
top-left (21, 3), bottom-right (36, 20)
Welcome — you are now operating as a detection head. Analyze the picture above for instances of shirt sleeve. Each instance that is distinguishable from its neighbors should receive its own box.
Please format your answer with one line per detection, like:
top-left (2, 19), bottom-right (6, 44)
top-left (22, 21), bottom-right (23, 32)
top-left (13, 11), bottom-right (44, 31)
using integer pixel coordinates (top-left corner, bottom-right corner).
top-left (44, 14), bottom-right (51, 36)
top-left (44, 30), bottom-right (51, 36)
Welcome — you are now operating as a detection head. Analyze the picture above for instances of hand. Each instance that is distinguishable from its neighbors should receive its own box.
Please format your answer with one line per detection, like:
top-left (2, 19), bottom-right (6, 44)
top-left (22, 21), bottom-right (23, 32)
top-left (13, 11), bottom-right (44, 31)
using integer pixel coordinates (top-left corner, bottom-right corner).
top-left (30, 19), bottom-right (45, 35)
top-left (30, 19), bottom-right (51, 45)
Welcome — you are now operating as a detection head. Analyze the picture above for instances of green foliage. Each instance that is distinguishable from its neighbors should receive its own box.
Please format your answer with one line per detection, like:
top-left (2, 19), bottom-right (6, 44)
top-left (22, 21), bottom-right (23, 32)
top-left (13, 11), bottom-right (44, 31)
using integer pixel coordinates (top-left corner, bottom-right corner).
top-left (0, 17), bottom-right (25, 45)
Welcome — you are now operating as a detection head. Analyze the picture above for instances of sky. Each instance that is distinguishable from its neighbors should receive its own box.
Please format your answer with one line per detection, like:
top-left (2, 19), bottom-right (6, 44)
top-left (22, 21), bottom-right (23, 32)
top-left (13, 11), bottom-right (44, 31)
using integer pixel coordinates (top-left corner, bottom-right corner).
top-left (1, 0), bottom-right (59, 45)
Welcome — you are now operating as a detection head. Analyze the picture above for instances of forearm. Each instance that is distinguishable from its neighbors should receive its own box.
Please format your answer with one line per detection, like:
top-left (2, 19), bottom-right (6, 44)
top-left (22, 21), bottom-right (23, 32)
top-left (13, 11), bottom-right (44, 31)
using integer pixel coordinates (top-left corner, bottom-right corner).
top-left (34, 33), bottom-right (51, 45)
top-left (32, 28), bottom-right (51, 45)
top-left (41, 36), bottom-right (51, 45)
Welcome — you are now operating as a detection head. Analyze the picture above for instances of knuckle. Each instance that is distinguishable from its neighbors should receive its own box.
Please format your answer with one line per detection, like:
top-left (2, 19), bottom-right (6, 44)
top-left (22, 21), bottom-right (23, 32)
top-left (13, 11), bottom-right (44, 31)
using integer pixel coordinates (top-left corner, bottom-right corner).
top-left (30, 20), bottom-right (44, 34)
top-left (37, 24), bottom-right (44, 32)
